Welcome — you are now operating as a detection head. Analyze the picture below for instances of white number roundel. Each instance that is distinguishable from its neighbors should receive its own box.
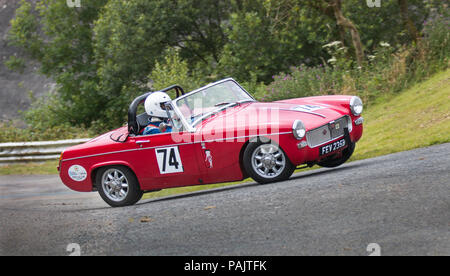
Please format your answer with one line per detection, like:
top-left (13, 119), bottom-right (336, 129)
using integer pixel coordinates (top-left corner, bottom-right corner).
top-left (68, 165), bottom-right (87, 182)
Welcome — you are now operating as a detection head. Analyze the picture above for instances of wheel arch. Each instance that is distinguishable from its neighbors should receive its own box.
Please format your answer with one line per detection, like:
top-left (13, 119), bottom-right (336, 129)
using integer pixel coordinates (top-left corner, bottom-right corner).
top-left (90, 161), bottom-right (139, 191)
top-left (239, 135), bottom-right (293, 177)
top-left (238, 139), bottom-right (251, 179)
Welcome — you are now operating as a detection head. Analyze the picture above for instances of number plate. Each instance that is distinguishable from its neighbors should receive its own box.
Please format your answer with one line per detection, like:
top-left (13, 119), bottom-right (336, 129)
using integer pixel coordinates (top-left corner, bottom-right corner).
top-left (319, 138), bottom-right (346, 156)
top-left (155, 146), bottom-right (184, 174)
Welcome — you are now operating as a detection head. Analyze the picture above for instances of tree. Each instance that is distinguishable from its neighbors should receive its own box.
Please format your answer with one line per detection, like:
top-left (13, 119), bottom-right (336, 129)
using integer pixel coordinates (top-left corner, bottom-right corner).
top-left (8, 0), bottom-right (108, 127)
top-left (329, 0), bottom-right (364, 67)
top-left (305, 0), bottom-right (428, 65)
top-left (219, 0), bottom-right (335, 82)
top-left (93, 0), bottom-right (234, 126)
top-left (398, 0), bottom-right (420, 42)
top-left (9, 0), bottom-right (234, 128)
top-left (149, 49), bottom-right (203, 94)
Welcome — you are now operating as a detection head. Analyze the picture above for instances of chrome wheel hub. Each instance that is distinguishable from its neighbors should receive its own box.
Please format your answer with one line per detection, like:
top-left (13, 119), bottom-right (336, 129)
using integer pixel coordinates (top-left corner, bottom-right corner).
top-left (251, 144), bottom-right (286, 178)
top-left (102, 169), bottom-right (129, 202)
top-left (262, 155), bottom-right (276, 169)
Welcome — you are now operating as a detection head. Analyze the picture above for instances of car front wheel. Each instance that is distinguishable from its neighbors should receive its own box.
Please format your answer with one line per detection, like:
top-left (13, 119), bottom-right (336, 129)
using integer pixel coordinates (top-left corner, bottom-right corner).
top-left (243, 140), bottom-right (295, 184)
top-left (96, 166), bottom-right (143, 207)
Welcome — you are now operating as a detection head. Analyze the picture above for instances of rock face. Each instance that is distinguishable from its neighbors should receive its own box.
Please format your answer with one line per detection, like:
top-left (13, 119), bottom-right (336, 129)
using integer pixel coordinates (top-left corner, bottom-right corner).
top-left (0, 0), bottom-right (53, 122)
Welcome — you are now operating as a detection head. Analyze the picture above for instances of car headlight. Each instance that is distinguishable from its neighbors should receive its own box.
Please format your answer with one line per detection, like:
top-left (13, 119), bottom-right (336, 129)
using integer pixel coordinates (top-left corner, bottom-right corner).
top-left (350, 96), bottom-right (363, 116)
top-left (292, 120), bottom-right (306, 140)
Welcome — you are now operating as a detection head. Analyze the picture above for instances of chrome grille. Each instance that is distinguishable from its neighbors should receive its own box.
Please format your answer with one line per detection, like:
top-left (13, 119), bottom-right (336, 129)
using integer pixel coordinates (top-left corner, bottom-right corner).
top-left (307, 125), bottom-right (331, 147)
top-left (306, 116), bottom-right (350, 148)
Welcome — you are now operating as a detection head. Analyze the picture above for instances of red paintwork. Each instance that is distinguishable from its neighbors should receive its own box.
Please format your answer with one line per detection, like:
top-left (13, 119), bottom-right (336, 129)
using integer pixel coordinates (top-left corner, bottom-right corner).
top-left (59, 95), bottom-right (363, 193)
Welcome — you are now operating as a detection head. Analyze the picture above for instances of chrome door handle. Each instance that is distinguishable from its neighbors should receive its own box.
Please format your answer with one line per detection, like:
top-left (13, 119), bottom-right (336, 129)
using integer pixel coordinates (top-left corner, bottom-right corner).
top-left (135, 140), bottom-right (150, 144)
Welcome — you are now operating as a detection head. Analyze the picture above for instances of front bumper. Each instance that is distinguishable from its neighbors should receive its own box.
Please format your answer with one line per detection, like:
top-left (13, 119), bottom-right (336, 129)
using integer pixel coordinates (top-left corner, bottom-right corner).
top-left (282, 116), bottom-right (363, 166)
top-left (306, 115), bottom-right (352, 148)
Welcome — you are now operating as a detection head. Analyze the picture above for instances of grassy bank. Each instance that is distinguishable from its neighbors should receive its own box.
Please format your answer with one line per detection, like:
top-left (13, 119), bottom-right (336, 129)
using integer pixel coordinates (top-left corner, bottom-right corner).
top-left (350, 68), bottom-right (450, 161)
top-left (1, 69), bottom-right (449, 199)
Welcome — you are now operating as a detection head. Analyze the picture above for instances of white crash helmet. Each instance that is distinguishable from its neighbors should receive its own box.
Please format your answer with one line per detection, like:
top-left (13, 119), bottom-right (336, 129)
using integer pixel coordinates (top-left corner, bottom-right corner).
top-left (144, 92), bottom-right (172, 118)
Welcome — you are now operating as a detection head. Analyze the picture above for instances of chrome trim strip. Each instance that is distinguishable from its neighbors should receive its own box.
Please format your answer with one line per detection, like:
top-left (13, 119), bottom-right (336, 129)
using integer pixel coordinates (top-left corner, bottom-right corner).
top-left (201, 132), bottom-right (291, 143)
top-left (61, 132), bottom-right (292, 162)
top-left (62, 148), bottom-right (144, 162)
top-left (261, 107), bottom-right (327, 118)
top-left (279, 108), bottom-right (327, 118)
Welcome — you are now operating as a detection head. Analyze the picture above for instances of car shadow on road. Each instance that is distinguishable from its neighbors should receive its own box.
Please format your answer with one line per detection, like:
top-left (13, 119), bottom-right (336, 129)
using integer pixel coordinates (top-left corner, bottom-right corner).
top-left (136, 162), bottom-right (369, 206)
top-left (289, 161), bottom-right (369, 181)
top-left (68, 161), bottom-right (370, 212)
top-left (139, 182), bottom-right (260, 205)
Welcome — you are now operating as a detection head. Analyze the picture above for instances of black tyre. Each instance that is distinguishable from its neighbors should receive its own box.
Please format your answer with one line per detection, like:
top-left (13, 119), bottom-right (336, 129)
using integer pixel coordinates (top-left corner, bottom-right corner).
top-left (96, 166), bottom-right (143, 207)
top-left (243, 139), bottom-right (295, 184)
top-left (317, 141), bottom-right (355, 168)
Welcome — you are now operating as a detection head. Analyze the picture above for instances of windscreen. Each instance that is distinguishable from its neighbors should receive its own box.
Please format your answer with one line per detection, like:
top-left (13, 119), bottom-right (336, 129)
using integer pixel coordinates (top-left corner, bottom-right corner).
top-left (173, 80), bottom-right (254, 126)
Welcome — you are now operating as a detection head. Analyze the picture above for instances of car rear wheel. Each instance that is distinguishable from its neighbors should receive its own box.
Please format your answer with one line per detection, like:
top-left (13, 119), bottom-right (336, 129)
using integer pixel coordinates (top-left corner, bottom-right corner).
top-left (243, 139), bottom-right (295, 184)
top-left (96, 166), bottom-right (143, 207)
top-left (317, 141), bottom-right (355, 168)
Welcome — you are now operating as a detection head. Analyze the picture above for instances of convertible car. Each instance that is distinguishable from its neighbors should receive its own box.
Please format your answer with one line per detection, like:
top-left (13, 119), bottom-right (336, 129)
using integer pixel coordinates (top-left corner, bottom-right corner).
top-left (59, 78), bottom-right (363, 207)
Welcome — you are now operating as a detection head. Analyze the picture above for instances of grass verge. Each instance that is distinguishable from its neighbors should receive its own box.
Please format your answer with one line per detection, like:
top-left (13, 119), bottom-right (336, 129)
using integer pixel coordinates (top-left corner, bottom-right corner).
top-left (0, 160), bottom-right (59, 175)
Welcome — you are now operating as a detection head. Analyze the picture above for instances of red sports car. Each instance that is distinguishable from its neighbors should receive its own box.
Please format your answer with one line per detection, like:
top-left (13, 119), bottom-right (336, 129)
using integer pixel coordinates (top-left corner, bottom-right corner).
top-left (59, 78), bottom-right (364, 207)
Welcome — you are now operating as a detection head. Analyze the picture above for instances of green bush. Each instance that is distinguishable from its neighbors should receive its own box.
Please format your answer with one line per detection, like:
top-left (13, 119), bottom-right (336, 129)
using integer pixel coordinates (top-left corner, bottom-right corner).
top-left (412, 7), bottom-right (450, 80)
top-left (0, 90), bottom-right (97, 143)
top-left (4, 56), bottom-right (26, 73)
top-left (0, 121), bottom-right (94, 143)
top-left (258, 9), bottom-right (449, 105)
top-left (149, 48), bottom-right (205, 94)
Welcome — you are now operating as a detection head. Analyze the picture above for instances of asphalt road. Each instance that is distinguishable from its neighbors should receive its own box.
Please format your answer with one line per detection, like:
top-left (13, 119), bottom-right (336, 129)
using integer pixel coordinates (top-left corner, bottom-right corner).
top-left (1, 143), bottom-right (449, 256)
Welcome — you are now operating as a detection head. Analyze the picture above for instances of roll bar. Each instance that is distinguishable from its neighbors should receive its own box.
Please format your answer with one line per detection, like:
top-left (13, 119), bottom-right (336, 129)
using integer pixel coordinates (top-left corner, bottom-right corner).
top-left (127, 85), bottom-right (185, 135)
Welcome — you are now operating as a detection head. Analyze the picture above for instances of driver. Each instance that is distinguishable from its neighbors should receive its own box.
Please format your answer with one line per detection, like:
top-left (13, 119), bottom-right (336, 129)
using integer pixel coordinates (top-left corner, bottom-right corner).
top-left (142, 92), bottom-right (173, 135)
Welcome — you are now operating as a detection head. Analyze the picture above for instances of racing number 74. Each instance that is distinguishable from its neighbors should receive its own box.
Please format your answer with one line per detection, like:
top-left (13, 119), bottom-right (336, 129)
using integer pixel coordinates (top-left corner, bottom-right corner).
top-left (155, 146), bottom-right (184, 174)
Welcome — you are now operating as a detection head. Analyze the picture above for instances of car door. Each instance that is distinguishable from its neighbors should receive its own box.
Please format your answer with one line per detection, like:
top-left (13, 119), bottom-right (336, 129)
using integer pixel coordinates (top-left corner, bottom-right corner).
top-left (197, 138), bottom-right (247, 184)
top-left (130, 131), bottom-right (202, 190)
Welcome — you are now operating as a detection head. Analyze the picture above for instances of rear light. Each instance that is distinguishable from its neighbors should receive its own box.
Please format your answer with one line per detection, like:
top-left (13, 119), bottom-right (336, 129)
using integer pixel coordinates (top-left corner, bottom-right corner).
top-left (58, 152), bottom-right (63, 172)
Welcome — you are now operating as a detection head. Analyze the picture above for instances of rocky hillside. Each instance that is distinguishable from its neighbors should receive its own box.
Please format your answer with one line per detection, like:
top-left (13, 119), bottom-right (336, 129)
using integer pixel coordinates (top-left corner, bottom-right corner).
top-left (0, 0), bottom-right (52, 122)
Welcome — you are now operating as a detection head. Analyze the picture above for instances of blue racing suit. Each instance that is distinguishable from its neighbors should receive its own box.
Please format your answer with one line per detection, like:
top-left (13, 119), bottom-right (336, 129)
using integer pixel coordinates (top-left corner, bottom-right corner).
top-left (142, 121), bottom-right (172, 135)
